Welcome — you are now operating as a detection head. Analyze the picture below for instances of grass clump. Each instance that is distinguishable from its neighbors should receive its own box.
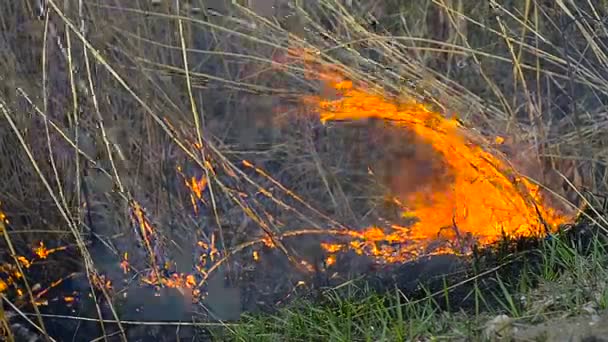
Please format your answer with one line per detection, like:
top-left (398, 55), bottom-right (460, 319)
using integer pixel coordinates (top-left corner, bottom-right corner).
top-left (222, 226), bottom-right (608, 341)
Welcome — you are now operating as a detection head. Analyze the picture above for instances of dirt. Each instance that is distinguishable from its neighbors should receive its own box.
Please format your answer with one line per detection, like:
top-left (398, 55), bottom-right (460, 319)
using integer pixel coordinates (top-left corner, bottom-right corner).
top-left (493, 313), bottom-right (608, 342)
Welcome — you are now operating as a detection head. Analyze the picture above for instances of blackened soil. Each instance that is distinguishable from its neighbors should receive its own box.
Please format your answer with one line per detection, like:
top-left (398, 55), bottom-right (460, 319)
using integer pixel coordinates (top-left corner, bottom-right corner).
top-left (6, 220), bottom-right (603, 342)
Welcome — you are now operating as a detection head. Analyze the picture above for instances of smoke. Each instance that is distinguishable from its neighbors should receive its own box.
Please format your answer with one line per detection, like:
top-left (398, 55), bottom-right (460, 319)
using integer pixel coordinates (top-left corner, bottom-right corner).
top-left (498, 137), bottom-right (578, 216)
top-left (385, 135), bottom-right (454, 204)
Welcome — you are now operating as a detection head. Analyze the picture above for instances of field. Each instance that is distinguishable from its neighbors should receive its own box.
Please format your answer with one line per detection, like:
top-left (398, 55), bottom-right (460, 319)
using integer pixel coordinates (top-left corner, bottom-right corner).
top-left (1, 1), bottom-right (608, 341)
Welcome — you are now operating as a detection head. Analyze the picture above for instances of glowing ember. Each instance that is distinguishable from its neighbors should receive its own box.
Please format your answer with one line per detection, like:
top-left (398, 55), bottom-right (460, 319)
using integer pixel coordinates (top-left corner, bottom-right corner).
top-left (34, 242), bottom-right (50, 259)
top-left (120, 252), bottom-right (130, 274)
top-left (32, 241), bottom-right (66, 259)
top-left (180, 167), bottom-right (208, 215)
top-left (92, 274), bottom-right (112, 290)
top-left (298, 64), bottom-right (570, 264)
top-left (141, 270), bottom-right (197, 299)
top-left (0, 202), bottom-right (8, 225)
top-left (17, 256), bottom-right (31, 268)
top-left (325, 255), bottom-right (337, 267)
top-left (188, 175), bottom-right (208, 197)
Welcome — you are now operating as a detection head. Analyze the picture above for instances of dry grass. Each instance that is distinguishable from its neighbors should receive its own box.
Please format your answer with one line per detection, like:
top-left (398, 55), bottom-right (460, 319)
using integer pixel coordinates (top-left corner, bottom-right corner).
top-left (1, 0), bottom-right (608, 340)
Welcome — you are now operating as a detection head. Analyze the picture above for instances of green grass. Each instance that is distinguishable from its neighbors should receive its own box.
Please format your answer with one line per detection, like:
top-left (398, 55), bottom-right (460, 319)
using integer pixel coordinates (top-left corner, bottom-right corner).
top-left (216, 228), bottom-right (608, 341)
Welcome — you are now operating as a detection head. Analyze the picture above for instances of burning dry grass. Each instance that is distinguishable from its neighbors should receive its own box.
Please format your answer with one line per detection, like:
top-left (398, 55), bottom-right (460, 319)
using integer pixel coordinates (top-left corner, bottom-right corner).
top-left (0, 0), bottom-right (608, 341)
top-left (299, 62), bottom-right (571, 264)
top-left (222, 230), bottom-right (608, 341)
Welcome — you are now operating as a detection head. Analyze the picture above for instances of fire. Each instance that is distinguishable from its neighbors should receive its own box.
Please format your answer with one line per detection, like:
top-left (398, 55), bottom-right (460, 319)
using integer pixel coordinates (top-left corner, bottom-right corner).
top-left (298, 64), bottom-right (571, 264)
top-left (34, 242), bottom-right (50, 259)
top-left (141, 271), bottom-right (196, 289)
top-left (92, 273), bottom-right (113, 291)
top-left (120, 252), bottom-right (130, 274)
top-left (180, 166), bottom-right (208, 216)
top-left (325, 255), bottom-right (337, 267)
top-left (0, 202), bottom-right (8, 225)
top-left (0, 52), bottom-right (576, 318)
top-left (33, 241), bottom-right (66, 259)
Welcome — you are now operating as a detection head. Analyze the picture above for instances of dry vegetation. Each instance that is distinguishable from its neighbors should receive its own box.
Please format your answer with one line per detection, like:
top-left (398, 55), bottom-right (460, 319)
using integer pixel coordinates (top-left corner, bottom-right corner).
top-left (1, 0), bottom-right (608, 341)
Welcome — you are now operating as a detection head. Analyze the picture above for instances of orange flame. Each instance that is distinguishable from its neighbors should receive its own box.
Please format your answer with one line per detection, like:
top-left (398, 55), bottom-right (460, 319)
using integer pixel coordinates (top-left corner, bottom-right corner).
top-left (185, 174), bottom-right (208, 215)
top-left (33, 241), bottom-right (66, 259)
top-left (298, 64), bottom-right (570, 263)
top-left (120, 252), bottom-right (130, 274)
top-left (0, 202), bottom-right (8, 225)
